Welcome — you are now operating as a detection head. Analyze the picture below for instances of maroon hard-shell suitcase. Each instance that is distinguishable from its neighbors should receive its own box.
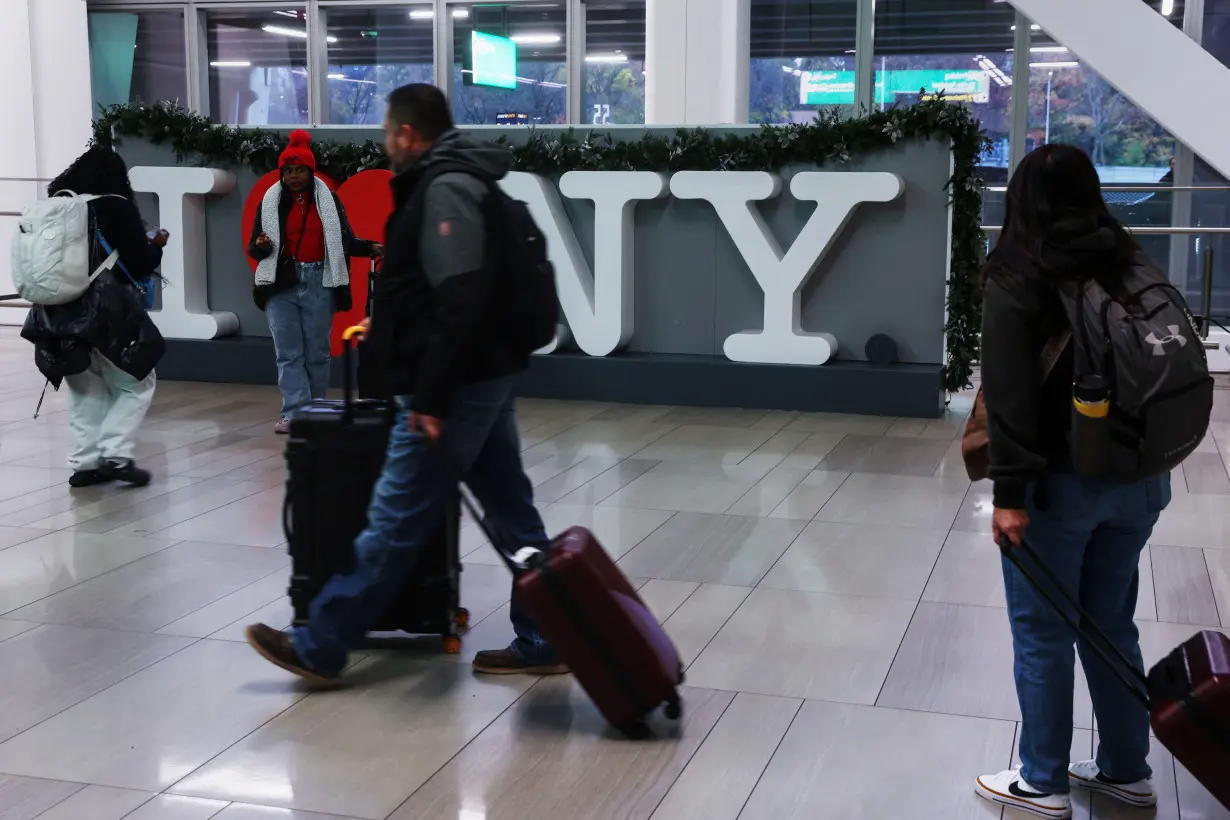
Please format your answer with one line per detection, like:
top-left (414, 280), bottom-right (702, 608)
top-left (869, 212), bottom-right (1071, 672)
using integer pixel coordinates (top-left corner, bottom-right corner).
top-left (1004, 540), bottom-right (1230, 810)
top-left (469, 500), bottom-right (684, 735)
top-left (1148, 631), bottom-right (1230, 809)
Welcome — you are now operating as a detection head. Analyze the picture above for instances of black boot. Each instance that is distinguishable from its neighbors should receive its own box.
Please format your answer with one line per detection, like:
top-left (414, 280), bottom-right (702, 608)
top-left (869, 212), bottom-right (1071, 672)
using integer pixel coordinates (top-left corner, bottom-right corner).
top-left (68, 470), bottom-right (112, 488)
top-left (98, 459), bottom-right (151, 488)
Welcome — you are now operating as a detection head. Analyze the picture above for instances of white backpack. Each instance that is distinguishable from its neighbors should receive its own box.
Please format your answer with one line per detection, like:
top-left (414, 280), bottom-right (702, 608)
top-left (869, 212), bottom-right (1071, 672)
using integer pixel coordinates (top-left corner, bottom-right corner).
top-left (10, 191), bottom-right (120, 305)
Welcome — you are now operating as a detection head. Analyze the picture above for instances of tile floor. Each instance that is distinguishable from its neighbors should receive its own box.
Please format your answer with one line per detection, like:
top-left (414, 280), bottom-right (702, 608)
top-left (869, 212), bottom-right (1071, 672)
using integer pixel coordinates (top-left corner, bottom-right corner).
top-left (0, 328), bottom-right (1225, 819)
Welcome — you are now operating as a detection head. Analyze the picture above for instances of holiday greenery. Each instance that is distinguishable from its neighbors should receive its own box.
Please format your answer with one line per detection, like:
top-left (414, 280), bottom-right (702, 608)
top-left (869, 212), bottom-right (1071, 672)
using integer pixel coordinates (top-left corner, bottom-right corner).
top-left (93, 99), bottom-right (989, 392)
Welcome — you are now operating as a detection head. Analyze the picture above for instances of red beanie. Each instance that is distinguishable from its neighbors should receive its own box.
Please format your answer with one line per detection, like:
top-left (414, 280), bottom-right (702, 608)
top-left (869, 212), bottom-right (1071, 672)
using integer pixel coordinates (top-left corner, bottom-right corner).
top-left (279, 129), bottom-right (317, 171)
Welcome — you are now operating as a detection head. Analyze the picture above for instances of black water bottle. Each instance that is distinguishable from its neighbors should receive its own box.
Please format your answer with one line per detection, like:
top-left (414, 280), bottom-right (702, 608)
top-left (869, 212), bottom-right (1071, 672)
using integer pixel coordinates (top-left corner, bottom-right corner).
top-left (1071, 375), bottom-right (1111, 477)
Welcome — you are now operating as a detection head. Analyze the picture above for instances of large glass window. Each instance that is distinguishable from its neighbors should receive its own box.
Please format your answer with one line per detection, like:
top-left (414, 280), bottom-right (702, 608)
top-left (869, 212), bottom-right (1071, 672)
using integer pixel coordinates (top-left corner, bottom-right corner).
top-left (449, 2), bottom-right (568, 125)
top-left (749, 0), bottom-right (858, 124)
top-left (584, 1), bottom-right (646, 125)
top-left (324, 5), bottom-right (435, 125)
top-left (88, 10), bottom-right (187, 111)
top-left (204, 7), bottom-right (310, 125)
top-left (874, 0), bottom-right (1014, 183)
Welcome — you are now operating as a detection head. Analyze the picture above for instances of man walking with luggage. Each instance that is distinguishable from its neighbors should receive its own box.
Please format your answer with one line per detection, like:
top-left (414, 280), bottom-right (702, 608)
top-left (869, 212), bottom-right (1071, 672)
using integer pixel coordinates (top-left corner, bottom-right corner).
top-left (246, 83), bottom-right (565, 684)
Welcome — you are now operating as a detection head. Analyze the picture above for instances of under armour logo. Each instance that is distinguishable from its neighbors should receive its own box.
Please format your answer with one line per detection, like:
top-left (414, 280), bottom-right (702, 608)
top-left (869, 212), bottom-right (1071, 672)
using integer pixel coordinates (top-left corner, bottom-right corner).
top-left (1145, 326), bottom-right (1188, 356)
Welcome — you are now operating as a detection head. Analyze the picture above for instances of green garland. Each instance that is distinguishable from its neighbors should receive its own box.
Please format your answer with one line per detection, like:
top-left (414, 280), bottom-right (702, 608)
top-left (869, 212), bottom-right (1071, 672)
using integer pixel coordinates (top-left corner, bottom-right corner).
top-left (93, 100), bottom-right (988, 392)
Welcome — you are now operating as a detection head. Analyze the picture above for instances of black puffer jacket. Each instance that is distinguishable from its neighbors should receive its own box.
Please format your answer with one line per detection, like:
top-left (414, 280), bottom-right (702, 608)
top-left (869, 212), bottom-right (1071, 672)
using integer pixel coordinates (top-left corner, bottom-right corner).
top-left (21, 198), bottom-right (165, 386)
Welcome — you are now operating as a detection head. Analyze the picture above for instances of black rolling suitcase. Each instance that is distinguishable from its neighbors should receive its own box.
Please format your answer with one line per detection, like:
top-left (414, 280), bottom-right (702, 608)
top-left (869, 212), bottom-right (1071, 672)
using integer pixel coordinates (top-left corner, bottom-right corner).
top-left (283, 327), bottom-right (468, 651)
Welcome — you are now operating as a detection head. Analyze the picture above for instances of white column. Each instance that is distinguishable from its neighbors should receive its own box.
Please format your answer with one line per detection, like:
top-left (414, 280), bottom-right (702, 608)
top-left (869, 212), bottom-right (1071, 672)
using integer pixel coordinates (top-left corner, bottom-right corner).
top-left (0, 0), bottom-right (93, 316)
top-left (646, 0), bottom-right (750, 125)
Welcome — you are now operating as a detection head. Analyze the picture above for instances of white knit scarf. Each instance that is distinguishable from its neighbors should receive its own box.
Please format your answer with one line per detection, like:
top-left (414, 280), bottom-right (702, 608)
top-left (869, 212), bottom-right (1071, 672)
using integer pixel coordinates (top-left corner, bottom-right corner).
top-left (254, 176), bottom-right (348, 288)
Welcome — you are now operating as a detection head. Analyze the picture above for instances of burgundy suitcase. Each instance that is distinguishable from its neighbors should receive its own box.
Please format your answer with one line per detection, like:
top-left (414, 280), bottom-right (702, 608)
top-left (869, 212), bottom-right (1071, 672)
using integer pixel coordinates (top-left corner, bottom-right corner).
top-left (1004, 540), bottom-right (1230, 810)
top-left (469, 497), bottom-right (684, 736)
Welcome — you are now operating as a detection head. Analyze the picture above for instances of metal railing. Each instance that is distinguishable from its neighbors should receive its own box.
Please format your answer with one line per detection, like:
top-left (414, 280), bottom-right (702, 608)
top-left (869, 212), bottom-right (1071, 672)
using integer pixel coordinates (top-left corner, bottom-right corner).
top-left (979, 224), bottom-right (1230, 346)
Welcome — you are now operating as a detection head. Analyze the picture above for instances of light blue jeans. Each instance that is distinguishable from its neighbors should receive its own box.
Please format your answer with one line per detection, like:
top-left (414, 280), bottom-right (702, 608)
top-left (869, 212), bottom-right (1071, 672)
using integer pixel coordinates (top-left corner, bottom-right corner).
top-left (291, 376), bottom-right (557, 677)
top-left (1005, 471), bottom-right (1171, 793)
top-left (266, 261), bottom-right (332, 417)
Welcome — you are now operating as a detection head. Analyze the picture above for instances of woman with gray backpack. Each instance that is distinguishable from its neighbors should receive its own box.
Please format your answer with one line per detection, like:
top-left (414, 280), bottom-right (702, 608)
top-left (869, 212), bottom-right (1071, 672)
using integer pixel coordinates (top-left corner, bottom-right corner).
top-left (15, 145), bottom-right (167, 489)
top-left (971, 144), bottom-right (1212, 819)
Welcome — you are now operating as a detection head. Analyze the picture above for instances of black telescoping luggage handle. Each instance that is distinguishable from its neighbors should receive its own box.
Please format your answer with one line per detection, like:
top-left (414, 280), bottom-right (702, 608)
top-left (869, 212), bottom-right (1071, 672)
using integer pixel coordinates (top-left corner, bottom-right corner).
top-left (999, 535), bottom-right (1153, 710)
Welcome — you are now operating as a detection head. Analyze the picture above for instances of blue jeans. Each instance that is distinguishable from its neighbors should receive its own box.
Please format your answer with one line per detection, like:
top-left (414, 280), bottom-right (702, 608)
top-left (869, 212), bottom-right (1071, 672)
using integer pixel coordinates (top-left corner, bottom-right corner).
top-left (1005, 472), bottom-right (1171, 793)
top-left (267, 261), bottom-right (333, 417)
top-left (291, 375), bottom-right (556, 677)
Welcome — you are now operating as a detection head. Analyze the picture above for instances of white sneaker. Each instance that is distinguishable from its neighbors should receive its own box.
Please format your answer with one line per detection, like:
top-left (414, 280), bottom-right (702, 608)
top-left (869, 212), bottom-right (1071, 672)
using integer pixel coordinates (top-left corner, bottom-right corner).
top-left (1068, 760), bottom-right (1157, 807)
top-left (976, 768), bottom-right (1073, 819)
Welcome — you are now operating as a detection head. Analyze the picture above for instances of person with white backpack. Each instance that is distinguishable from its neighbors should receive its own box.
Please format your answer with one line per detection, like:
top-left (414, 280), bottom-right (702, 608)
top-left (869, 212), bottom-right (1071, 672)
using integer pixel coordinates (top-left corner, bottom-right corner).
top-left (16, 145), bottom-right (168, 488)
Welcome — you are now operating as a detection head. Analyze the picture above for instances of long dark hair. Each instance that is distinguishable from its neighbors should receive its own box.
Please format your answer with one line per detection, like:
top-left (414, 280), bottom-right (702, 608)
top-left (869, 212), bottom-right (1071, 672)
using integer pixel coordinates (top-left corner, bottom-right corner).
top-left (48, 144), bottom-right (138, 202)
top-left (986, 144), bottom-right (1139, 284)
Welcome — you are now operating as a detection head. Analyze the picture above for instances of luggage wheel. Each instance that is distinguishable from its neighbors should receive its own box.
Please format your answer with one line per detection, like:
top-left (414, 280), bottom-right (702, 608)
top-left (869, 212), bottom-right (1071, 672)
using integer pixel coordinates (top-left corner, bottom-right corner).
top-left (664, 692), bottom-right (683, 721)
top-left (454, 608), bottom-right (470, 630)
top-left (443, 635), bottom-right (463, 654)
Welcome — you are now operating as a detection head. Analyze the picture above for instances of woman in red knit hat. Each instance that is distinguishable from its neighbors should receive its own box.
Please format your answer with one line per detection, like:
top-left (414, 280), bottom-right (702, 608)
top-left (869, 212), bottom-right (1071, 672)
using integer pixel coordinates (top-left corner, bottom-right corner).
top-left (247, 130), bottom-right (381, 433)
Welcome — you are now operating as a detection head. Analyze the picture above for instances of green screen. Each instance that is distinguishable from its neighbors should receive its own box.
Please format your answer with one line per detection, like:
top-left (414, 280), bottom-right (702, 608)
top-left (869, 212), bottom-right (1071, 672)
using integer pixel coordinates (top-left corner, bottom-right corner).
top-left (470, 31), bottom-right (517, 90)
top-left (800, 69), bottom-right (990, 106)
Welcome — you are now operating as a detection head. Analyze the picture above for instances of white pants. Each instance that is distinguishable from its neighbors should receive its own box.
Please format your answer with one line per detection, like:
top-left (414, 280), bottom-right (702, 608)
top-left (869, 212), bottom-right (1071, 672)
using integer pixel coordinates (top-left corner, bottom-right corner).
top-left (63, 351), bottom-right (156, 471)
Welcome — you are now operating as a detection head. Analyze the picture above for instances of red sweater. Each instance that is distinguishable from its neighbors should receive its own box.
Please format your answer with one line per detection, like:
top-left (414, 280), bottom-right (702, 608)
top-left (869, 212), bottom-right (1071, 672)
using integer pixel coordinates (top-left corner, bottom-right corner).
top-left (283, 197), bottom-right (325, 263)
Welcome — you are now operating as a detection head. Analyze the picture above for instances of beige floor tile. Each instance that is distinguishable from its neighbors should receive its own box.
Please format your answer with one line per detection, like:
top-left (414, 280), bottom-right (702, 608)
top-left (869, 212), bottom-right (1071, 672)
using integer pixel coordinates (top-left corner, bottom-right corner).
top-left (617, 513), bottom-right (805, 586)
top-left (123, 795), bottom-right (229, 820)
top-left (0, 526), bottom-right (50, 551)
top-left (1206, 548), bottom-right (1230, 627)
top-left (650, 693), bottom-right (802, 820)
top-left (817, 433), bottom-right (952, 476)
top-left (1174, 759), bottom-right (1230, 820)
top-left (0, 467), bottom-right (74, 504)
top-left (157, 570), bottom-right (289, 638)
top-left (529, 457), bottom-right (625, 504)
top-left (0, 624), bottom-right (192, 743)
top-left (1137, 546), bottom-right (1159, 621)
top-left (207, 595), bottom-right (294, 643)
top-left (686, 588), bottom-right (915, 702)
top-left (814, 472), bottom-right (968, 529)
top-left (1150, 545), bottom-right (1221, 627)
top-left (386, 678), bottom-right (733, 820)
top-left (0, 530), bottom-right (178, 614)
top-left (8, 541), bottom-right (288, 632)
top-left (172, 659), bottom-right (535, 819)
top-left (0, 774), bottom-right (83, 820)
top-left (153, 487), bottom-right (288, 548)
top-left (630, 426), bottom-right (776, 465)
top-left (637, 579), bottom-right (700, 621)
top-left (550, 459), bottom-right (660, 505)
top-left (655, 408), bottom-right (776, 428)
top-left (32, 785), bottom-right (156, 820)
top-left (950, 480), bottom-right (994, 534)
top-left (67, 479), bottom-right (275, 536)
top-left (10, 476), bottom-right (206, 531)
top-left (0, 640), bottom-right (309, 791)
top-left (213, 805), bottom-right (366, 820)
top-left (602, 461), bottom-right (774, 514)
top-left (782, 413), bottom-right (895, 436)
top-left (1181, 453), bottom-right (1230, 495)
top-left (0, 618), bottom-right (38, 643)
top-left (921, 530), bottom-right (1006, 608)
top-left (1150, 493), bottom-right (1230, 550)
top-left (463, 504), bottom-right (673, 566)
top-left (877, 601), bottom-right (1095, 728)
top-left (526, 420), bottom-right (677, 459)
top-left (661, 584), bottom-right (751, 666)
top-left (773, 432), bottom-right (844, 471)
top-left (760, 520), bottom-right (946, 600)
top-left (723, 466), bottom-right (810, 518)
top-left (738, 701), bottom-right (1016, 820)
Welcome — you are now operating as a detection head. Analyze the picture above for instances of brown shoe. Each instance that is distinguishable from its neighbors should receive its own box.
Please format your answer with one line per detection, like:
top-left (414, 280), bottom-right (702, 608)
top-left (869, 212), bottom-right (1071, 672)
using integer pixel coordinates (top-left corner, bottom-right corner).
top-left (245, 623), bottom-right (338, 687)
top-left (472, 647), bottom-right (569, 676)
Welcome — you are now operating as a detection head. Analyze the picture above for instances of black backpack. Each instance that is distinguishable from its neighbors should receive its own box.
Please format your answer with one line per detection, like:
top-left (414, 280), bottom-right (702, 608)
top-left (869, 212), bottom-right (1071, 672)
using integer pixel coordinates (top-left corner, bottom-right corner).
top-left (414, 163), bottom-right (559, 358)
top-left (1060, 261), bottom-right (1213, 481)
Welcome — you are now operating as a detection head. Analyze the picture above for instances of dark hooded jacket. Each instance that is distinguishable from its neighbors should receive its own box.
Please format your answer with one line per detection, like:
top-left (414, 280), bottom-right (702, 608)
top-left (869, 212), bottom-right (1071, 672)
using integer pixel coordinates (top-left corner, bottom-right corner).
top-left (981, 217), bottom-right (1136, 509)
top-left (367, 131), bottom-right (527, 417)
top-left (22, 197), bottom-right (165, 386)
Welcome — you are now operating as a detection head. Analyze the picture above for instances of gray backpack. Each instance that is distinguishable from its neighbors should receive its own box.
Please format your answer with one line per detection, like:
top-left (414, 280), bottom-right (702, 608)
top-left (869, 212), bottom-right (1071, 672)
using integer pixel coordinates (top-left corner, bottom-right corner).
top-left (1059, 261), bottom-right (1213, 482)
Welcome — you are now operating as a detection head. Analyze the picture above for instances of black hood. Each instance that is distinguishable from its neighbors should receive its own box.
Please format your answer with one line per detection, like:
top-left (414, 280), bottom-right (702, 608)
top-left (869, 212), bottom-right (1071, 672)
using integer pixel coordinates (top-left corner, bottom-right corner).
top-left (417, 130), bottom-right (514, 179)
top-left (1038, 215), bottom-right (1122, 278)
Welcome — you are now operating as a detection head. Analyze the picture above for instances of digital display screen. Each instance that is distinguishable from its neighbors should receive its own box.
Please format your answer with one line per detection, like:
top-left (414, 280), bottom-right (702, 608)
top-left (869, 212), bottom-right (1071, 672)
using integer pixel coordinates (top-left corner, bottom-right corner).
top-left (466, 31), bottom-right (517, 90)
